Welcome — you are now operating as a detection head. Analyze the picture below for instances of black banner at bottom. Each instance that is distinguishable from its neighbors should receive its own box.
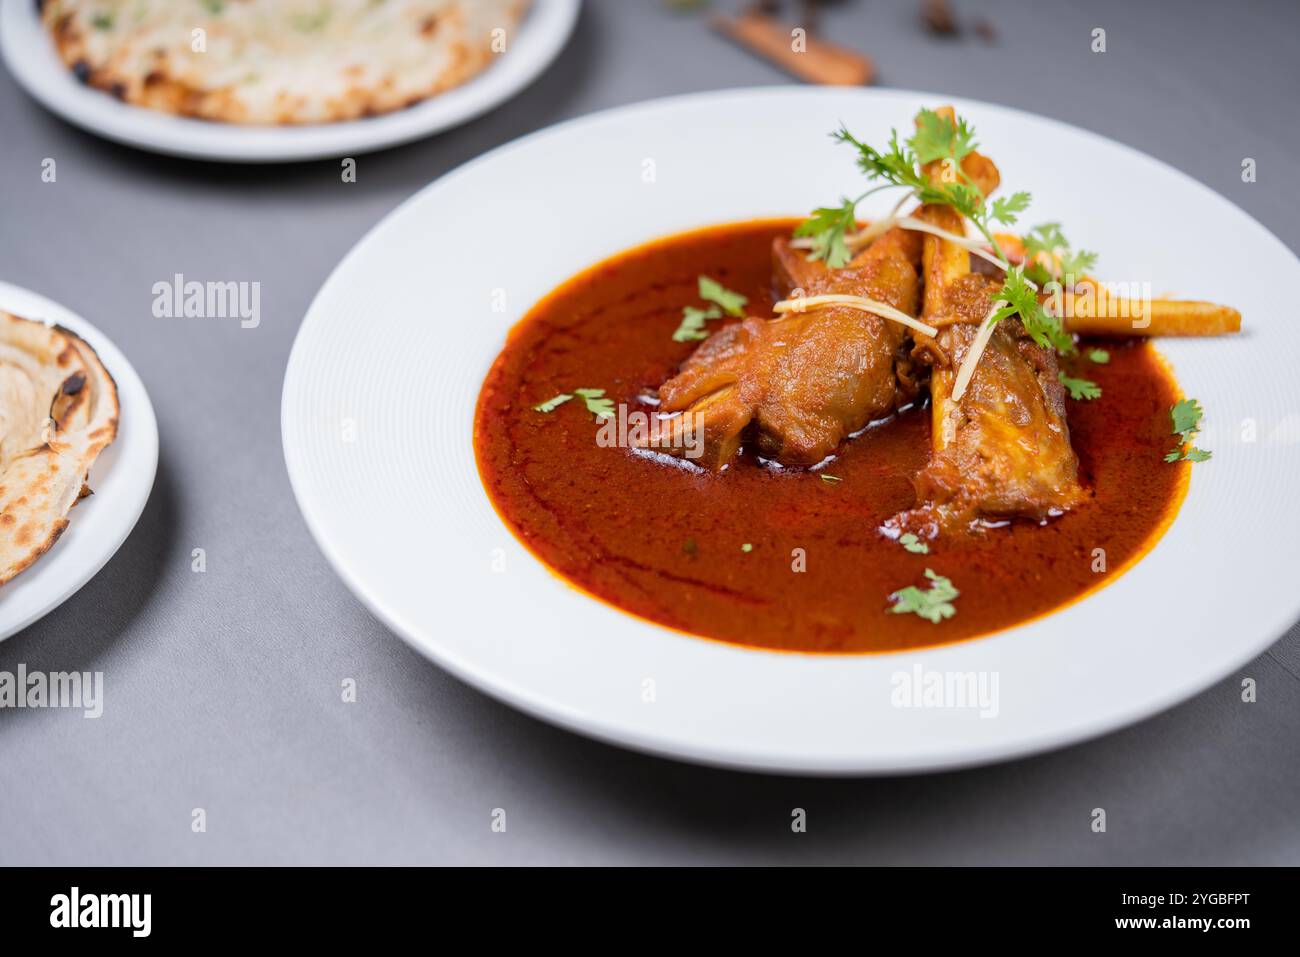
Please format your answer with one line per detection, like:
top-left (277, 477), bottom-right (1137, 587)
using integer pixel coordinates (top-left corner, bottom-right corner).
top-left (0, 866), bottom-right (1284, 941)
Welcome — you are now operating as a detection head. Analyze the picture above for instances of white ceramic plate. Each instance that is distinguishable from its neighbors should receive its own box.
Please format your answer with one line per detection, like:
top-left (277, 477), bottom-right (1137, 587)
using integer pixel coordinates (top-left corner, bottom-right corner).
top-left (282, 88), bottom-right (1300, 774)
top-left (0, 0), bottom-right (580, 163)
top-left (0, 281), bottom-right (158, 642)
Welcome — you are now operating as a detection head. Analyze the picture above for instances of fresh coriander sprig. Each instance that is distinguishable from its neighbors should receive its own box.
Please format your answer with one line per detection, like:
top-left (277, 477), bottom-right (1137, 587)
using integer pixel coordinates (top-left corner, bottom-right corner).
top-left (898, 532), bottom-right (929, 554)
top-left (1022, 222), bottom-right (1098, 287)
top-left (672, 305), bottom-right (721, 342)
top-left (1058, 372), bottom-right (1101, 401)
top-left (671, 276), bottom-right (748, 341)
top-left (1164, 398), bottom-right (1211, 462)
top-left (697, 276), bottom-right (748, 316)
top-left (533, 388), bottom-right (615, 420)
top-left (889, 569), bottom-right (959, 623)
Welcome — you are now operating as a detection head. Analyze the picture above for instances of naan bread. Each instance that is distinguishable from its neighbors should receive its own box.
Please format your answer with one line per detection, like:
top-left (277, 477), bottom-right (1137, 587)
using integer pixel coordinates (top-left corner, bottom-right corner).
top-left (0, 312), bottom-right (119, 585)
top-left (41, 0), bottom-right (530, 125)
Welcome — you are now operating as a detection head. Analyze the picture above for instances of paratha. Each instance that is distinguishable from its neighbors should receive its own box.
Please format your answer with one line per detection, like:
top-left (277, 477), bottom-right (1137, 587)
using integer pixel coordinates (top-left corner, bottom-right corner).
top-left (0, 312), bottom-right (119, 586)
top-left (40, 0), bottom-right (531, 125)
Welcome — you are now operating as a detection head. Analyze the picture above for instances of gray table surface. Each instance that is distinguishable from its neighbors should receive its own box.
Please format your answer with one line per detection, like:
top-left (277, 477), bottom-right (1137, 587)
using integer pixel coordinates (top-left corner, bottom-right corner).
top-left (1, 0), bottom-right (1298, 866)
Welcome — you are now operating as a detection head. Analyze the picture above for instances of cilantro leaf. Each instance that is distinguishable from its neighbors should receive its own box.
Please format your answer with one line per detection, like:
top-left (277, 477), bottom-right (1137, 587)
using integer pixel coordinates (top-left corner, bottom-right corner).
top-left (1022, 222), bottom-right (1096, 284)
top-left (1058, 248), bottom-right (1098, 280)
top-left (534, 393), bottom-right (573, 413)
top-left (889, 569), bottom-right (959, 624)
top-left (1023, 222), bottom-right (1069, 259)
top-left (698, 276), bottom-right (748, 317)
top-left (990, 265), bottom-right (1074, 354)
top-left (573, 388), bottom-right (615, 419)
top-left (1170, 398), bottom-right (1204, 440)
top-left (899, 532), bottom-right (929, 554)
top-left (1088, 348), bottom-right (1110, 364)
top-left (908, 108), bottom-right (978, 166)
top-left (794, 199), bottom-right (857, 268)
top-left (1165, 398), bottom-right (1210, 463)
top-left (672, 304), bottom-right (722, 342)
top-left (989, 191), bottom-right (1032, 226)
top-left (1058, 373), bottom-right (1101, 400)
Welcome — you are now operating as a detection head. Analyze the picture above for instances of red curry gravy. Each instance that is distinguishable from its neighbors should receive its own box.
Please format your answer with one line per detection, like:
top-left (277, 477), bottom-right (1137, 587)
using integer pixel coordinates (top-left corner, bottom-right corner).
top-left (474, 220), bottom-right (1188, 653)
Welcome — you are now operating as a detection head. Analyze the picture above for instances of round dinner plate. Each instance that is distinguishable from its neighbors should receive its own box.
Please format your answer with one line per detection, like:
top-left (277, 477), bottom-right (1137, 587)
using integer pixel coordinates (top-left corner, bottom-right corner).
top-left (0, 281), bottom-right (158, 642)
top-left (0, 0), bottom-right (581, 163)
top-left (282, 87), bottom-right (1300, 774)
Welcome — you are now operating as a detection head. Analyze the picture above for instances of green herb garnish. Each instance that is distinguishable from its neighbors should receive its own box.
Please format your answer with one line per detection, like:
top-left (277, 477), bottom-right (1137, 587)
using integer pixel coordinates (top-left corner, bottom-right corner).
top-left (534, 388), bottom-right (614, 419)
top-left (898, 533), bottom-right (929, 554)
top-left (1088, 348), bottom-right (1110, 364)
top-left (889, 569), bottom-right (959, 624)
top-left (574, 388), bottom-right (615, 419)
top-left (1164, 398), bottom-right (1211, 462)
top-left (672, 305), bottom-right (722, 342)
top-left (797, 110), bottom-right (1078, 359)
top-left (1058, 373), bottom-right (1101, 401)
top-left (792, 200), bottom-right (857, 268)
top-left (533, 393), bottom-right (572, 413)
top-left (991, 264), bottom-right (1074, 354)
top-left (698, 276), bottom-right (747, 317)
top-left (1022, 222), bottom-right (1097, 286)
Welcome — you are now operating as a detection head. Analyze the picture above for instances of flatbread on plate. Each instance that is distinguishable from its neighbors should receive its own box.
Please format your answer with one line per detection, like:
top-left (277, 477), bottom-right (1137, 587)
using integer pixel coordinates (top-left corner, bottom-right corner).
top-left (40, 0), bottom-right (531, 125)
top-left (0, 312), bottom-right (119, 585)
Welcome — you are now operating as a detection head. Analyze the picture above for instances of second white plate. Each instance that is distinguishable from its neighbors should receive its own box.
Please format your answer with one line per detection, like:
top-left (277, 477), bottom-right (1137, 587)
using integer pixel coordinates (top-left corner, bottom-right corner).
top-left (0, 281), bottom-right (159, 642)
top-left (0, 0), bottom-right (581, 163)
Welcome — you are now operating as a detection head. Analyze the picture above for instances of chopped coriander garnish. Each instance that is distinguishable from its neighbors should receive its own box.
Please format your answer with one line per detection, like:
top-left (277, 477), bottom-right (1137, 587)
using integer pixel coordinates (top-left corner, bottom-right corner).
top-left (672, 277), bottom-right (748, 342)
top-left (1165, 398), bottom-right (1211, 462)
top-left (910, 107), bottom-right (978, 166)
top-left (1088, 348), bottom-right (1110, 364)
top-left (1058, 373), bottom-right (1101, 400)
top-left (797, 110), bottom-right (1080, 371)
top-left (534, 393), bottom-right (572, 413)
top-left (793, 200), bottom-right (857, 268)
top-left (91, 12), bottom-right (114, 29)
top-left (991, 265), bottom-right (1074, 355)
top-left (1170, 397), bottom-right (1203, 438)
top-left (819, 474), bottom-right (842, 484)
top-left (672, 304), bottom-right (722, 342)
top-left (534, 388), bottom-right (614, 419)
top-left (819, 119), bottom-right (1029, 269)
top-left (898, 532), bottom-right (929, 554)
top-left (741, 543), bottom-right (753, 553)
top-left (1022, 222), bottom-right (1097, 286)
top-left (698, 276), bottom-right (748, 317)
top-left (889, 569), bottom-right (959, 624)
top-left (573, 388), bottom-right (615, 419)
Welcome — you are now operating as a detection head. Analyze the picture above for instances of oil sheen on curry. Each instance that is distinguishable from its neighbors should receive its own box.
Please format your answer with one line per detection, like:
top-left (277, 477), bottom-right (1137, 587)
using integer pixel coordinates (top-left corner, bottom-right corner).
top-left (474, 219), bottom-right (1189, 653)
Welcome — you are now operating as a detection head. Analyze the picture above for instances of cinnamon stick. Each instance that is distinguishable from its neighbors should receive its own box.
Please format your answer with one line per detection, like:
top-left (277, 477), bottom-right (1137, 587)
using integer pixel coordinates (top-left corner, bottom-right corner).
top-left (712, 12), bottom-right (875, 86)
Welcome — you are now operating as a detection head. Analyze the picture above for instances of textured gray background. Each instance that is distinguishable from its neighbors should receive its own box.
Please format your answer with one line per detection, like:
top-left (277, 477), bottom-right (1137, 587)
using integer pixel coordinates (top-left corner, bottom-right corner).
top-left (1, 0), bottom-right (1298, 865)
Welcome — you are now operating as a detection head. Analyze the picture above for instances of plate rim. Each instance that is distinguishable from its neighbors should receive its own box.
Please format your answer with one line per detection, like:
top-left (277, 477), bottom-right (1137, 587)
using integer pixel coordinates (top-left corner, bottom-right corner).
top-left (0, 0), bottom-right (582, 163)
top-left (282, 85), bottom-right (1300, 775)
top-left (0, 280), bottom-right (160, 642)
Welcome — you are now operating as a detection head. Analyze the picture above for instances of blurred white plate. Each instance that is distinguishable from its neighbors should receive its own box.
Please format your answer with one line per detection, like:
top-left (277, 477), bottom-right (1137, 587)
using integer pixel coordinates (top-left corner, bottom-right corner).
top-left (0, 281), bottom-right (158, 641)
top-left (0, 0), bottom-right (580, 163)
top-left (282, 88), bottom-right (1300, 774)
